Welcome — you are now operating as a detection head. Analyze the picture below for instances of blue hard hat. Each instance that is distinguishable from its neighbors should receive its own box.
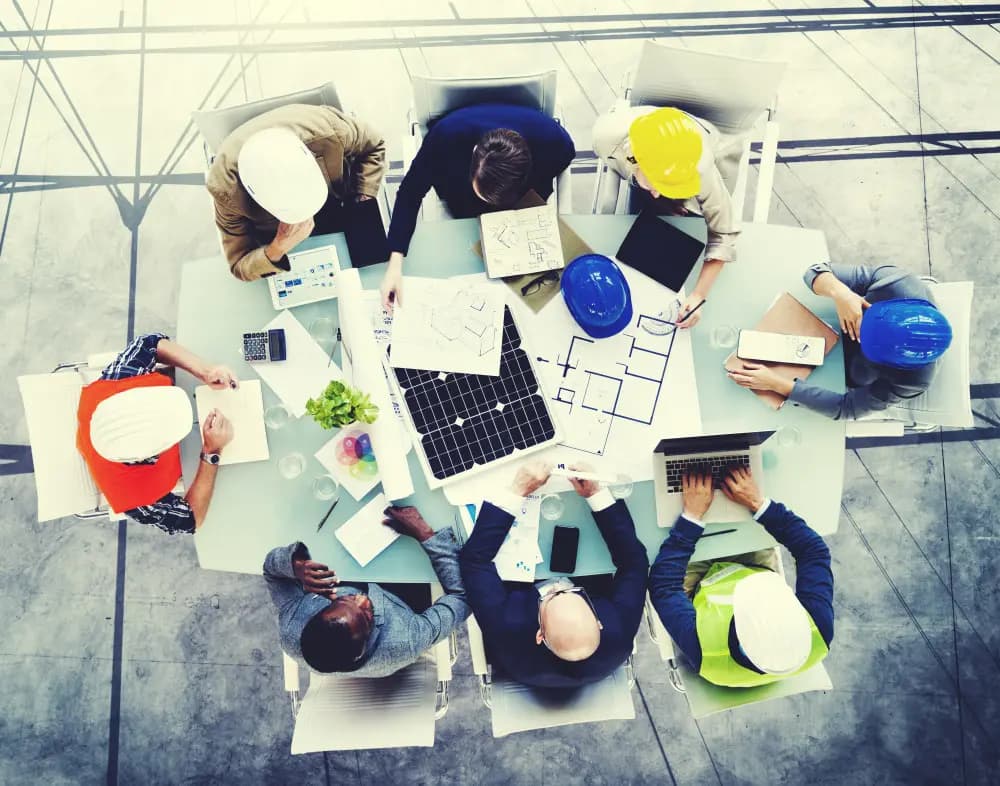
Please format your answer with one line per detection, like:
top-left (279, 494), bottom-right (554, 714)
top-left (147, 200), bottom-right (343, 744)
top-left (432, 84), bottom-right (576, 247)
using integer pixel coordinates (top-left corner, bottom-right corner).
top-left (859, 298), bottom-right (952, 369)
top-left (561, 254), bottom-right (633, 338)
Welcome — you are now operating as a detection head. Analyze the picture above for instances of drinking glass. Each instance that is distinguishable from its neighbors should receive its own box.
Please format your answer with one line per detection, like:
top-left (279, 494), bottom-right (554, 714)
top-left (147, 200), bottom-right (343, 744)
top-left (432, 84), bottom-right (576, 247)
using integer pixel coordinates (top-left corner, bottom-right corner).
top-left (776, 426), bottom-right (802, 449)
top-left (311, 474), bottom-right (341, 501)
top-left (264, 403), bottom-right (292, 431)
top-left (278, 452), bottom-right (306, 480)
top-left (709, 324), bottom-right (738, 349)
top-left (539, 494), bottom-right (565, 521)
top-left (610, 473), bottom-right (634, 499)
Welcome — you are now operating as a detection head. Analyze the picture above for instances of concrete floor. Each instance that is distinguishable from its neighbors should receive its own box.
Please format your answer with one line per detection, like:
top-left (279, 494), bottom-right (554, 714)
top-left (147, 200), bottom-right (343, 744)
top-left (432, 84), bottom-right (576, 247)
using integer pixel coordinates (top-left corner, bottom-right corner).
top-left (2, 1), bottom-right (999, 784)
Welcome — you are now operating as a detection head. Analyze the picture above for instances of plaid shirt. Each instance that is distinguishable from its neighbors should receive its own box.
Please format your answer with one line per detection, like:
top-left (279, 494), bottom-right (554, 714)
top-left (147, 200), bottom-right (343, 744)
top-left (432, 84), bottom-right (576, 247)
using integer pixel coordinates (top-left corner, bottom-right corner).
top-left (100, 333), bottom-right (196, 535)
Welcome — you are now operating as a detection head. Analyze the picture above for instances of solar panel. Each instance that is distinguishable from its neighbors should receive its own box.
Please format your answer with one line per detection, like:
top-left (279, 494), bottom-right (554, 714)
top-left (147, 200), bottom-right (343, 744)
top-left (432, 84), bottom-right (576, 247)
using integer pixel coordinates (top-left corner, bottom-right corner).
top-left (391, 307), bottom-right (560, 486)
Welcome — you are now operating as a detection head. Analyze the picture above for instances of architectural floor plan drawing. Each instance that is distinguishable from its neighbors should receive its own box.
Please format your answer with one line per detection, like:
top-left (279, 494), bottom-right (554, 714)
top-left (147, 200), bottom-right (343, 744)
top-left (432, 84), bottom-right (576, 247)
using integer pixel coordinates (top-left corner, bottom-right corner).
top-left (480, 202), bottom-right (563, 278)
top-left (388, 275), bottom-right (506, 375)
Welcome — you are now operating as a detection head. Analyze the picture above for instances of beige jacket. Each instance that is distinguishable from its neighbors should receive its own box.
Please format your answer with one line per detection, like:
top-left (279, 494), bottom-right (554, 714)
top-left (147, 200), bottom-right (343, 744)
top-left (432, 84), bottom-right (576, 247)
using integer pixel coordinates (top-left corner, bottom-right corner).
top-left (592, 104), bottom-right (741, 263)
top-left (206, 104), bottom-right (386, 280)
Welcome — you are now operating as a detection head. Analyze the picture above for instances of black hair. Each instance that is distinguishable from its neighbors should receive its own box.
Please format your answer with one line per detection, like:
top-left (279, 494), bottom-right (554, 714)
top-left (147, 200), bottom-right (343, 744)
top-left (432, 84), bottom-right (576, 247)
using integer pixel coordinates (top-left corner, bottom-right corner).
top-left (300, 602), bottom-right (369, 673)
top-left (469, 128), bottom-right (533, 207)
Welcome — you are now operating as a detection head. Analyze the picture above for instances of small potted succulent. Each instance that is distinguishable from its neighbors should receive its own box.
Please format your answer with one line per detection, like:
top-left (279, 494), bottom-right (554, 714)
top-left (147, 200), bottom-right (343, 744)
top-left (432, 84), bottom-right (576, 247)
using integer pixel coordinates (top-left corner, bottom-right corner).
top-left (305, 380), bottom-right (379, 429)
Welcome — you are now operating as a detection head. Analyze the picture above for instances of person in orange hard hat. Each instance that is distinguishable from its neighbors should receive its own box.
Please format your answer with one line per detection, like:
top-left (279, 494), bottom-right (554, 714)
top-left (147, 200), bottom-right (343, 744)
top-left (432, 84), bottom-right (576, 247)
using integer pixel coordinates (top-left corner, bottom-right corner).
top-left (593, 105), bottom-right (743, 329)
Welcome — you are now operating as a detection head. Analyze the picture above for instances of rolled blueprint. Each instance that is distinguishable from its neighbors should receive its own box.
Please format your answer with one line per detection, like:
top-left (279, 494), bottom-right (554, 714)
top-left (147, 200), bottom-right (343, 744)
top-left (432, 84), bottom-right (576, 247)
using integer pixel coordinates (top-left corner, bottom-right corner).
top-left (337, 269), bottom-right (414, 501)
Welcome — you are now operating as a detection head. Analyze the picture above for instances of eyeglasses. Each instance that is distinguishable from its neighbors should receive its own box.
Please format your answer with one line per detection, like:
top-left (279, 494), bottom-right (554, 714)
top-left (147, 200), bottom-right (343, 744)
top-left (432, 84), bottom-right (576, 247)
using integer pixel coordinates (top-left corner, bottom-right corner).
top-left (537, 586), bottom-right (603, 650)
top-left (520, 269), bottom-right (561, 297)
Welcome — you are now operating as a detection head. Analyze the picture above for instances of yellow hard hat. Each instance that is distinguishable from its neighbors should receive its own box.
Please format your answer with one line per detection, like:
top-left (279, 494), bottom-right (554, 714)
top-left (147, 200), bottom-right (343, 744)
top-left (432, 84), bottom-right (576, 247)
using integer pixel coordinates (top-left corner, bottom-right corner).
top-left (628, 108), bottom-right (703, 199)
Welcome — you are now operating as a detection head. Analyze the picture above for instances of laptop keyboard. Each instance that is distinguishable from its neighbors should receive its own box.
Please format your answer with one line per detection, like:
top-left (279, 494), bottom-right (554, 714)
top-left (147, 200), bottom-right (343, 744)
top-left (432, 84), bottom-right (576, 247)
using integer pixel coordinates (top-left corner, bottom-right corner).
top-left (664, 454), bottom-right (750, 493)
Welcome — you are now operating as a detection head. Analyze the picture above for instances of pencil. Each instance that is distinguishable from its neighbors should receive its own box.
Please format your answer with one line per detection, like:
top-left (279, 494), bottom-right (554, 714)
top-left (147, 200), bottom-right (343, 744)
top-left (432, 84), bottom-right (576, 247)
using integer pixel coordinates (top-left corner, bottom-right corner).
top-left (699, 527), bottom-right (737, 538)
top-left (668, 298), bottom-right (706, 326)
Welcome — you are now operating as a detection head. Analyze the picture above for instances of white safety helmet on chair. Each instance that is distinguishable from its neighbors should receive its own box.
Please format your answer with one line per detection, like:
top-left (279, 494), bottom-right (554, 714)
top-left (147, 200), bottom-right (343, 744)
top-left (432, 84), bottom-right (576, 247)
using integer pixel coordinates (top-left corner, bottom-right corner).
top-left (238, 127), bottom-right (328, 223)
top-left (732, 570), bottom-right (813, 675)
top-left (90, 387), bottom-right (194, 463)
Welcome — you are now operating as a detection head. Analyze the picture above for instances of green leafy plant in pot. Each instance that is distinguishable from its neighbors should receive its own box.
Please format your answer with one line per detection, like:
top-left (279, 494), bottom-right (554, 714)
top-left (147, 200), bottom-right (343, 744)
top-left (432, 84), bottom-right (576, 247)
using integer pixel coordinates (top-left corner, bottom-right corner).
top-left (305, 380), bottom-right (379, 429)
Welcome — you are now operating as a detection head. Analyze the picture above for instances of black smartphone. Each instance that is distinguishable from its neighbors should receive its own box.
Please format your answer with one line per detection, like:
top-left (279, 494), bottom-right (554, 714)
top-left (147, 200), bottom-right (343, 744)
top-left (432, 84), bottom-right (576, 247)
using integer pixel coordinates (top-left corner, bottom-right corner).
top-left (549, 526), bottom-right (580, 574)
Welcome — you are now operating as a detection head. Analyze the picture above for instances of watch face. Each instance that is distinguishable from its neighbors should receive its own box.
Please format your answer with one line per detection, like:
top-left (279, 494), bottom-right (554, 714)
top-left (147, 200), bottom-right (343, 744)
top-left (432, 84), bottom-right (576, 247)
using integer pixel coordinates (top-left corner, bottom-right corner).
top-left (203, 452), bottom-right (220, 465)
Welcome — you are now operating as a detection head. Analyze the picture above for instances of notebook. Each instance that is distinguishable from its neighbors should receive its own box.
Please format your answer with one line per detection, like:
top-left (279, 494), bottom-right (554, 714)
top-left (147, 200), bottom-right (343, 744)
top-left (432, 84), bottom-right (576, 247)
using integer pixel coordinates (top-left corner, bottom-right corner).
top-left (194, 379), bottom-right (269, 465)
top-left (344, 197), bottom-right (389, 268)
top-left (615, 208), bottom-right (706, 291)
top-left (334, 493), bottom-right (400, 567)
top-left (479, 201), bottom-right (563, 279)
top-left (724, 292), bottom-right (839, 409)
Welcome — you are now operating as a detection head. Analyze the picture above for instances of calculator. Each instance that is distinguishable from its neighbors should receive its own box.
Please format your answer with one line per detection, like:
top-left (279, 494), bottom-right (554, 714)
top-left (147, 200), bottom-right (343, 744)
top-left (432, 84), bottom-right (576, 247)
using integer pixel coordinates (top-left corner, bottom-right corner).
top-left (242, 328), bottom-right (287, 362)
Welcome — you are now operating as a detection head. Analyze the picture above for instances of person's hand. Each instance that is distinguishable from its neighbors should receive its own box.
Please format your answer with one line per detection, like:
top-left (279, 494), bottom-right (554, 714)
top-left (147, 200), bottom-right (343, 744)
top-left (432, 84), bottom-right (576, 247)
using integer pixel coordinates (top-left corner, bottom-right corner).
top-left (380, 252), bottom-right (404, 311)
top-left (727, 362), bottom-right (794, 396)
top-left (200, 364), bottom-right (238, 390)
top-left (681, 471), bottom-right (714, 520)
top-left (292, 557), bottom-right (339, 596)
top-left (511, 461), bottom-right (551, 497)
top-left (720, 465), bottom-right (764, 512)
top-left (201, 409), bottom-right (234, 454)
top-left (383, 505), bottom-right (435, 542)
top-left (565, 463), bottom-right (600, 499)
top-left (675, 292), bottom-right (706, 329)
top-left (833, 289), bottom-right (871, 342)
top-left (355, 193), bottom-right (373, 202)
top-left (266, 219), bottom-right (314, 261)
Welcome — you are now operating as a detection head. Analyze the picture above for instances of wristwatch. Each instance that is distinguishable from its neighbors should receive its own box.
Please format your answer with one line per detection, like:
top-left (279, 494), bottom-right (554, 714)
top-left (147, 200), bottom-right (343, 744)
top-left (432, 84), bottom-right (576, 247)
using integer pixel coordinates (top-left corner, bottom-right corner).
top-left (200, 451), bottom-right (221, 466)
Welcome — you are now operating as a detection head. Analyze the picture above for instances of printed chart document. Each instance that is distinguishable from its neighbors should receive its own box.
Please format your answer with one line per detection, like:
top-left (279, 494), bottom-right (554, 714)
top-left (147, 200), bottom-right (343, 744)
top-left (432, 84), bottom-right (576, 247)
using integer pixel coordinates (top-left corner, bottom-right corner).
top-left (194, 379), bottom-right (269, 465)
top-left (314, 429), bottom-right (381, 502)
top-left (335, 493), bottom-right (400, 567)
top-left (389, 276), bottom-right (506, 376)
top-left (252, 310), bottom-right (341, 417)
top-left (480, 202), bottom-right (563, 279)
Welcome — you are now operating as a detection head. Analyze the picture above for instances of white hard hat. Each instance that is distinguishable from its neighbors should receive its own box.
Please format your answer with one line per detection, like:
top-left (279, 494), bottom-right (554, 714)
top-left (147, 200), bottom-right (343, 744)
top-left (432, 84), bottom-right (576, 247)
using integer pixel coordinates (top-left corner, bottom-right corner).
top-left (732, 570), bottom-right (812, 675)
top-left (238, 127), bottom-right (328, 223)
top-left (90, 386), bottom-right (193, 463)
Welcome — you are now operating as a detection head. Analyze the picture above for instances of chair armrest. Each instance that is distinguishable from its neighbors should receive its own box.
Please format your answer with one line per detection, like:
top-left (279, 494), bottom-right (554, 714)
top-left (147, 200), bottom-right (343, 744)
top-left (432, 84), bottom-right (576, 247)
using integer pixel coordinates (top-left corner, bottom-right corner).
top-left (86, 351), bottom-right (118, 371)
top-left (282, 652), bottom-right (300, 717)
top-left (752, 118), bottom-right (780, 224)
top-left (644, 595), bottom-right (674, 661)
top-left (466, 615), bottom-right (489, 677)
top-left (556, 167), bottom-right (573, 215)
top-left (428, 582), bottom-right (454, 682)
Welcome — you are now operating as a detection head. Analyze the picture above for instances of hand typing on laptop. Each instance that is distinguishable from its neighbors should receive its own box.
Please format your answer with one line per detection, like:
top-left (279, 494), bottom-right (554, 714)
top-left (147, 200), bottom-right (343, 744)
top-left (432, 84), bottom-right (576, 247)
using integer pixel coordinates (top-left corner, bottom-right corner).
top-left (681, 466), bottom-right (764, 523)
top-left (681, 471), bottom-right (714, 522)
top-left (719, 466), bottom-right (765, 512)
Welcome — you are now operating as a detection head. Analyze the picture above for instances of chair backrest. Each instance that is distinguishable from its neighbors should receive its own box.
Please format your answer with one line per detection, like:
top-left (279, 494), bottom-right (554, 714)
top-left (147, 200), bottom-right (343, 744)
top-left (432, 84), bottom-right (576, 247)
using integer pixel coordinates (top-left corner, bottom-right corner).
top-left (289, 658), bottom-right (438, 753)
top-left (411, 70), bottom-right (558, 130)
top-left (192, 82), bottom-right (343, 154)
top-left (17, 371), bottom-right (100, 522)
top-left (629, 41), bottom-right (786, 135)
top-left (880, 281), bottom-right (974, 427)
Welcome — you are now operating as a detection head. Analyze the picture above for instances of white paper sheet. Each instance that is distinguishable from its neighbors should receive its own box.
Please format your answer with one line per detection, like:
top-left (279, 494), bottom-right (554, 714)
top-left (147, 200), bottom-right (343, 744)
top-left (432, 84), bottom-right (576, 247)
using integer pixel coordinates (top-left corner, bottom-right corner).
top-left (492, 495), bottom-right (544, 581)
top-left (334, 493), bottom-right (400, 567)
top-left (389, 276), bottom-right (506, 376)
top-left (194, 380), bottom-right (269, 465)
top-left (480, 202), bottom-right (563, 278)
top-left (314, 427), bottom-right (381, 502)
top-left (251, 310), bottom-right (342, 418)
top-left (290, 659), bottom-right (436, 753)
top-left (337, 269), bottom-right (414, 501)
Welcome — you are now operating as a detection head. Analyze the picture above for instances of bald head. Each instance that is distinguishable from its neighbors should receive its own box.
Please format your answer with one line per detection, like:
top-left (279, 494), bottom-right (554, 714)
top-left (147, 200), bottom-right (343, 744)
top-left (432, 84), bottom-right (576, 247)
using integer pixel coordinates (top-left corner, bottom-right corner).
top-left (537, 592), bottom-right (601, 662)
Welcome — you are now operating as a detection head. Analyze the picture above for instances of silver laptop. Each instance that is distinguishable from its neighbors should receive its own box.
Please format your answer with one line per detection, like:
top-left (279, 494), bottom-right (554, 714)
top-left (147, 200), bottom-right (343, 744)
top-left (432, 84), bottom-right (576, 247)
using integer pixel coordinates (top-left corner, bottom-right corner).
top-left (653, 431), bottom-right (773, 525)
top-left (268, 244), bottom-right (340, 310)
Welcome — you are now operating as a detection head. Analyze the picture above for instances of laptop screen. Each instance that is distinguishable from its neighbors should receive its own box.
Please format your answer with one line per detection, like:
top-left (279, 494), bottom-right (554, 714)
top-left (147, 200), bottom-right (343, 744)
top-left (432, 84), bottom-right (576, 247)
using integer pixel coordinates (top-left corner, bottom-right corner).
top-left (654, 431), bottom-right (774, 455)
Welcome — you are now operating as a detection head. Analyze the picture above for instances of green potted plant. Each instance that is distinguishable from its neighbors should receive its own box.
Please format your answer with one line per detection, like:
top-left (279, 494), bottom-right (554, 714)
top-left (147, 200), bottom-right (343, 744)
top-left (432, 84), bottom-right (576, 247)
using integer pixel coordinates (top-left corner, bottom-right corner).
top-left (305, 380), bottom-right (379, 430)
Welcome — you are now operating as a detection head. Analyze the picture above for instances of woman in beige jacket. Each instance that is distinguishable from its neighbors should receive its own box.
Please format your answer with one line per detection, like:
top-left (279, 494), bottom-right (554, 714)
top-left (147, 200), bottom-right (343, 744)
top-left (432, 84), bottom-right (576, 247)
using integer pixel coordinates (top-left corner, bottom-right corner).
top-left (205, 104), bottom-right (386, 281)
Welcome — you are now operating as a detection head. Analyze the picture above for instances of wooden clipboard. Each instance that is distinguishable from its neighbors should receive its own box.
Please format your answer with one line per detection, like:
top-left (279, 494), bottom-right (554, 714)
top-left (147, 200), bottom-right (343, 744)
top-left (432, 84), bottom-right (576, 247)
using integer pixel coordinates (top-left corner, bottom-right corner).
top-left (724, 292), bottom-right (839, 409)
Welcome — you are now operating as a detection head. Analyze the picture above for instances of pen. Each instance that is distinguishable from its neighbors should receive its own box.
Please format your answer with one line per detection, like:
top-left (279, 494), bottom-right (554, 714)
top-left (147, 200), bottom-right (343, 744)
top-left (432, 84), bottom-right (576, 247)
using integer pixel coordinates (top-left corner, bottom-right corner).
top-left (550, 466), bottom-right (620, 484)
top-left (316, 498), bottom-right (340, 532)
top-left (668, 298), bottom-right (706, 326)
top-left (327, 328), bottom-right (341, 368)
top-left (699, 527), bottom-right (737, 539)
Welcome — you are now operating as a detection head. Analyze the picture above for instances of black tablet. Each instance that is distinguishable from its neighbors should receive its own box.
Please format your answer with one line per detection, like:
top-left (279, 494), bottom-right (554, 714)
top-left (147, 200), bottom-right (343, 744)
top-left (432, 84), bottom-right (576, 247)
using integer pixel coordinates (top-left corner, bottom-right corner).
top-left (615, 208), bottom-right (706, 291)
top-left (344, 197), bottom-right (390, 268)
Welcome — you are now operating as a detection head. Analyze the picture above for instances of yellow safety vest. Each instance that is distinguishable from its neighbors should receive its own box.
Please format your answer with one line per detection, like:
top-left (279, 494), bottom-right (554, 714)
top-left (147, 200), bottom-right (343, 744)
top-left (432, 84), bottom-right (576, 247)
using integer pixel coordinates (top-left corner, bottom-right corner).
top-left (693, 562), bottom-right (829, 688)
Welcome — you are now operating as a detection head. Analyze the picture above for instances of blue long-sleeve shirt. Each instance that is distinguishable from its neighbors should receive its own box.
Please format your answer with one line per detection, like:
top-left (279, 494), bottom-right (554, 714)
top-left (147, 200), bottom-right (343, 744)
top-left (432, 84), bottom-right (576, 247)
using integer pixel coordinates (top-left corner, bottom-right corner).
top-left (649, 501), bottom-right (834, 671)
top-left (387, 103), bottom-right (576, 254)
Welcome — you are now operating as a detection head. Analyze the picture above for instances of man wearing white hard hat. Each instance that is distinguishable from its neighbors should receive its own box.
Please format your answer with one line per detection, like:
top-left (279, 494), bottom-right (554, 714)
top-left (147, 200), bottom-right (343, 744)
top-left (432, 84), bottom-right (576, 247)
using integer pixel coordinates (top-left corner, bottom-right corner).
top-left (650, 467), bottom-right (834, 687)
top-left (206, 104), bottom-right (386, 281)
top-left (76, 333), bottom-right (236, 533)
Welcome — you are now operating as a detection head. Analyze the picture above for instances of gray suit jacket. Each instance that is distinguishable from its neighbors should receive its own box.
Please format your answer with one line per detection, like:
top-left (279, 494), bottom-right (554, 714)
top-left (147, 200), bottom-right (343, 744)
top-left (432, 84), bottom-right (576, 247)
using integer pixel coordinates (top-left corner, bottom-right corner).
top-left (787, 263), bottom-right (938, 420)
top-left (263, 528), bottom-right (470, 677)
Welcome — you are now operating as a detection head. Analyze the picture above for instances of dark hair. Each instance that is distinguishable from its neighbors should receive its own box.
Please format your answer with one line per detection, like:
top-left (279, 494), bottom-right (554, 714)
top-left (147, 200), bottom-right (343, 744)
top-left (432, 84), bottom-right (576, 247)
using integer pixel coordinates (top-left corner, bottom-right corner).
top-left (470, 129), bottom-right (532, 207)
top-left (300, 603), bottom-right (369, 673)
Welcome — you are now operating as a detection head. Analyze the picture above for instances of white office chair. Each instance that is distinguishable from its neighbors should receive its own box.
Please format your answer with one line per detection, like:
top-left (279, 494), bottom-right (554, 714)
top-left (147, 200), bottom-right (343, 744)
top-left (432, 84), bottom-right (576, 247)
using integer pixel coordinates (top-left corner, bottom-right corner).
top-left (644, 548), bottom-right (833, 719)
top-left (403, 71), bottom-right (573, 219)
top-left (283, 582), bottom-right (458, 753)
top-left (17, 352), bottom-right (126, 522)
top-left (847, 279), bottom-right (974, 438)
top-left (466, 614), bottom-right (637, 738)
top-left (591, 41), bottom-right (786, 223)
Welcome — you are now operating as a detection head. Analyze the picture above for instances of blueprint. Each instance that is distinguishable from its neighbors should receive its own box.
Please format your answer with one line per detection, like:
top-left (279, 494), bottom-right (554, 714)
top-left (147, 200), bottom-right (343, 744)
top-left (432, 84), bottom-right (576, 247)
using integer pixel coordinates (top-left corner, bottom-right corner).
top-left (480, 202), bottom-right (563, 278)
top-left (388, 276), bottom-right (505, 376)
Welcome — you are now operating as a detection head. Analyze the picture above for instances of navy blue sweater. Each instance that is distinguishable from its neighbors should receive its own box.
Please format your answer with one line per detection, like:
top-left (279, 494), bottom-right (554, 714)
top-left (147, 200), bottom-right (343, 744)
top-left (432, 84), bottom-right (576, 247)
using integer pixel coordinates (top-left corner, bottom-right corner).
top-left (460, 500), bottom-right (649, 689)
top-left (649, 501), bottom-right (834, 672)
top-left (387, 103), bottom-right (576, 254)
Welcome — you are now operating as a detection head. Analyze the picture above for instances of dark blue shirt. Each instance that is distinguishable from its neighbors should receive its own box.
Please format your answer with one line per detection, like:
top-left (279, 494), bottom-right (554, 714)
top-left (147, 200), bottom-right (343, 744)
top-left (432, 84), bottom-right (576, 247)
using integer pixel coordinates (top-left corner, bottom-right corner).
top-left (649, 501), bottom-right (834, 671)
top-left (100, 333), bottom-right (195, 535)
top-left (459, 500), bottom-right (649, 689)
top-left (387, 103), bottom-right (576, 254)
